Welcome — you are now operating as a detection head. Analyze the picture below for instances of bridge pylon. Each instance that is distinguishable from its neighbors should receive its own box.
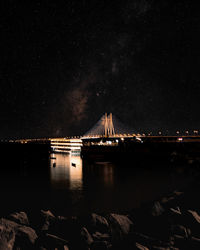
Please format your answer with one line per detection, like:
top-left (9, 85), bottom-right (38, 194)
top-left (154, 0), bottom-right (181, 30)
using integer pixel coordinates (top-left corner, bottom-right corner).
top-left (104, 113), bottom-right (115, 137)
top-left (83, 112), bottom-right (134, 138)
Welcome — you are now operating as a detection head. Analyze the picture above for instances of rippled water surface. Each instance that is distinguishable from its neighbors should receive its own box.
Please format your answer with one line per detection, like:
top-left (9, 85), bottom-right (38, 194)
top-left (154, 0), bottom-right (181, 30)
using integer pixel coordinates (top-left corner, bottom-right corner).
top-left (0, 153), bottom-right (192, 216)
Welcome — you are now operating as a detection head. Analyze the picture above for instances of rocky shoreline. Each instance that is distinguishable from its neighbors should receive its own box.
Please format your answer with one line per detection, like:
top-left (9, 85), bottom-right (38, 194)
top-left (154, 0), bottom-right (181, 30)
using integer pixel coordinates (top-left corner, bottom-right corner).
top-left (1, 180), bottom-right (200, 250)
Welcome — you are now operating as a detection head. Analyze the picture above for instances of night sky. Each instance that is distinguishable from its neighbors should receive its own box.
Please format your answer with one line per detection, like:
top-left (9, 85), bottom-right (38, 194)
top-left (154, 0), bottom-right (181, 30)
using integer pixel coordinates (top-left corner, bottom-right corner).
top-left (1, 0), bottom-right (200, 139)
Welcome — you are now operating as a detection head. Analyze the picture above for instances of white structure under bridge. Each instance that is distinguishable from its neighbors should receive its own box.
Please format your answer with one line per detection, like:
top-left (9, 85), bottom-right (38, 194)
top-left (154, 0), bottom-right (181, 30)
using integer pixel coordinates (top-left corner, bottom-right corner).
top-left (50, 138), bottom-right (82, 155)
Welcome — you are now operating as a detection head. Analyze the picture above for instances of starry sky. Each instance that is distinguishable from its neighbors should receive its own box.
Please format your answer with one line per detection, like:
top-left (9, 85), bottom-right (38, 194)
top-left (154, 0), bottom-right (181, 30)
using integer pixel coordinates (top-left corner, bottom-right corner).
top-left (1, 0), bottom-right (200, 138)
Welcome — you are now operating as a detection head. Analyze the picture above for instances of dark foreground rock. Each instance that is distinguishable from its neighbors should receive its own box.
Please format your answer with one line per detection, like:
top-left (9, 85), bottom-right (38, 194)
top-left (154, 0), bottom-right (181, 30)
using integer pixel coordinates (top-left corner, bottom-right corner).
top-left (0, 223), bottom-right (15, 250)
top-left (1, 184), bottom-right (200, 249)
top-left (7, 211), bottom-right (30, 226)
top-left (0, 218), bottom-right (37, 249)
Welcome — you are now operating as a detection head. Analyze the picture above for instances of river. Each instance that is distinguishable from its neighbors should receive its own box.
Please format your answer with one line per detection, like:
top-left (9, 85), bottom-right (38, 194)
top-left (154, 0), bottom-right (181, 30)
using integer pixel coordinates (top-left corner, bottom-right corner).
top-left (0, 152), bottom-right (193, 216)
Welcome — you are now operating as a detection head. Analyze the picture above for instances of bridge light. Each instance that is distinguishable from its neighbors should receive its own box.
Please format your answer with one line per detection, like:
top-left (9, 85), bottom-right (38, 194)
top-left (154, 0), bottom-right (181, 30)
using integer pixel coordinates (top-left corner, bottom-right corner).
top-left (136, 137), bottom-right (142, 142)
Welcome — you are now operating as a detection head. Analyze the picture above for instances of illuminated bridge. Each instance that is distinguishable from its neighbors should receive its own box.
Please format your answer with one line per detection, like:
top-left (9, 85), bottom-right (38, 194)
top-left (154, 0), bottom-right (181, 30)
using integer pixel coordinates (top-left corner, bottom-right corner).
top-left (49, 113), bottom-right (136, 154)
top-left (82, 113), bottom-right (136, 139)
top-left (13, 113), bottom-right (200, 156)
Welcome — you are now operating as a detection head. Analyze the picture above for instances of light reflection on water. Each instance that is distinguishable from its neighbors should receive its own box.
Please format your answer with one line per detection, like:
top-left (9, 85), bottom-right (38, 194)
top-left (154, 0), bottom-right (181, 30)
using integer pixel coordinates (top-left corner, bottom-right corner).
top-left (48, 153), bottom-right (193, 215)
top-left (50, 153), bottom-right (83, 190)
top-left (0, 152), bottom-right (194, 216)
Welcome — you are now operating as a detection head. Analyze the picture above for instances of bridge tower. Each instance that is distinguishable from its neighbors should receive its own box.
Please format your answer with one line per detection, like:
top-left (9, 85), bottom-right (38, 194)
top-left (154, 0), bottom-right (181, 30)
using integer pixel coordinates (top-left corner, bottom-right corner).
top-left (104, 113), bottom-right (115, 137)
top-left (83, 112), bottom-right (134, 138)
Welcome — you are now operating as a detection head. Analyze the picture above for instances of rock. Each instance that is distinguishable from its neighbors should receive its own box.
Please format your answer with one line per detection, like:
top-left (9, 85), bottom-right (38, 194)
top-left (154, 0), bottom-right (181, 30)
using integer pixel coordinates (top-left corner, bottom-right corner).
top-left (171, 224), bottom-right (191, 238)
top-left (28, 210), bottom-right (56, 232)
top-left (92, 231), bottom-right (110, 241)
top-left (131, 233), bottom-right (169, 249)
top-left (152, 202), bottom-right (165, 216)
top-left (152, 247), bottom-right (178, 250)
top-left (170, 207), bottom-right (181, 215)
top-left (160, 191), bottom-right (183, 209)
top-left (0, 224), bottom-right (15, 250)
top-left (172, 234), bottom-right (195, 249)
top-left (188, 210), bottom-right (200, 223)
top-left (161, 196), bottom-right (175, 205)
top-left (109, 214), bottom-right (133, 234)
top-left (45, 215), bottom-right (81, 242)
top-left (80, 227), bottom-right (93, 245)
top-left (0, 218), bottom-right (37, 248)
top-left (0, 218), bottom-right (18, 229)
top-left (135, 242), bottom-right (149, 250)
top-left (41, 210), bottom-right (55, 219)
top-left (41, 220), bottom-right (50, 231)
top-left (40, 210), bottom-right (56, 231)
top-left (132, 209), bottom-right (171, 241)
top-left (190, 236), bottom-right (200, 249)
top-left (37, 233), bottom-right (69, 249)
top-left (163, 191), bottom-right (183, 206)
top-left (57, 216), bottom-right (68, 220)
top-left (46, 233), bottom-right (68, 244)
top-left (173, 191), bottom-right (184, 196)
top-left (17, 225), bottom-right (37, 245)
top-left (49, 216), bottom-right (68, 236)
top-left (8, 211), bottom-right (29, 226)
top-left (176, 209), bottom-right (200, 237)
top-left (90, 214), bottom-right (109, 233)
top-left (107, 213), bottom-right (133, 241)
top-left (168, 207), bottom-right (183, 225)
top-left (91, 240), bottom-right (111, 250)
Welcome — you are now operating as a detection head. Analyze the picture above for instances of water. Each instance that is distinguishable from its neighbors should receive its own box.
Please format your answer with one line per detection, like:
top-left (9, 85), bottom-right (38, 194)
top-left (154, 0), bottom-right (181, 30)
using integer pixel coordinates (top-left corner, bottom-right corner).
top-left (0, 153), bottom-right (193, 216)
top-left (50, 153), bottom-right (83, 191)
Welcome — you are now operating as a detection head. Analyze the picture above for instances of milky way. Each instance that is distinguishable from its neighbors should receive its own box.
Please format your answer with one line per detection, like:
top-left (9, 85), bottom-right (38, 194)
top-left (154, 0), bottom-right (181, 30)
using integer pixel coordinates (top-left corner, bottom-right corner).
top-left (0, 0), bottom-right (199, 138)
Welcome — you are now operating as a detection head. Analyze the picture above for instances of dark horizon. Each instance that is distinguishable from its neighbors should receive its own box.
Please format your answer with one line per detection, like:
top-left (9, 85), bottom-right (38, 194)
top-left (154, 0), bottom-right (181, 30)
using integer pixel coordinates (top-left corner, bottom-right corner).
top-left (1, 1), bottom-right (200, 139)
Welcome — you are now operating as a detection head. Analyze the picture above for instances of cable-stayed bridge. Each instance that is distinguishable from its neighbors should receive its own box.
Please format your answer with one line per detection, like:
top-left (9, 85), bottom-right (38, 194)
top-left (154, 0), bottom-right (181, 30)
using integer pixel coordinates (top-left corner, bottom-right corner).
top-left (12, 113), bottom-right (200, 156)
top-left (82, 113), bottom-right (136, 139)
top-left (14, 113), bottom-right (137, 154)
